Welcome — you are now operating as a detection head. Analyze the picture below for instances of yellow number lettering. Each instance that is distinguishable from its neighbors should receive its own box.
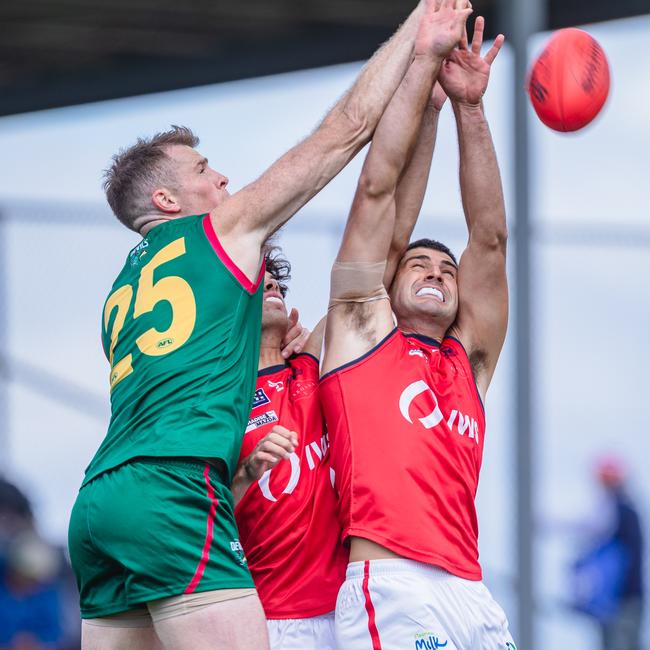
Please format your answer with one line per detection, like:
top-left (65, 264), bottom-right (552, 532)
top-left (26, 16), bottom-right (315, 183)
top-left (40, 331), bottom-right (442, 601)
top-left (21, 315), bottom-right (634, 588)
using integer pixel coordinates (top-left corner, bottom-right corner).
top-left (103, 238), bottom-right (197, 389)
top-left (134, 238), bottom-right (197, 356)
top-left (103, 284), bottom-right (134, 389)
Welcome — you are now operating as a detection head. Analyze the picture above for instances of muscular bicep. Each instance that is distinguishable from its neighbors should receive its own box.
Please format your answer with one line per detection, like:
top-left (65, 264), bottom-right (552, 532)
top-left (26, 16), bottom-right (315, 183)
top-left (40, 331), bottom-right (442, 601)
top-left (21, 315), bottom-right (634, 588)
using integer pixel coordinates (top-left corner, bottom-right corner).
top-left (451, 236), bottom-right (508, 396)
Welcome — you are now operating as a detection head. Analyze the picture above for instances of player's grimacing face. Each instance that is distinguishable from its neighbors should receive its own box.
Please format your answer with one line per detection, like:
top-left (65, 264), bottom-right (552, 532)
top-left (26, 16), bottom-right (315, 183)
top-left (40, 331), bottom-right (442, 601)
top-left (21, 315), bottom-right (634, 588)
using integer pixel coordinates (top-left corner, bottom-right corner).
top-left (390, 247), bottom-right (459, 327)
top-left (261, 272), bottom-right (289, 331)
top-left (165, 145), bottom-right (230, 214)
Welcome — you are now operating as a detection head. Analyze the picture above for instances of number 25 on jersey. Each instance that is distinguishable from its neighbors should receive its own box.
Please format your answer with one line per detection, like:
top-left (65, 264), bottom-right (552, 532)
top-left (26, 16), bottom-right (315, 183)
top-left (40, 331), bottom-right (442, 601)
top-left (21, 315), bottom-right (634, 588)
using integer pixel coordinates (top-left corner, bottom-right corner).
top-left (103, 238), bottom-right (197, 390)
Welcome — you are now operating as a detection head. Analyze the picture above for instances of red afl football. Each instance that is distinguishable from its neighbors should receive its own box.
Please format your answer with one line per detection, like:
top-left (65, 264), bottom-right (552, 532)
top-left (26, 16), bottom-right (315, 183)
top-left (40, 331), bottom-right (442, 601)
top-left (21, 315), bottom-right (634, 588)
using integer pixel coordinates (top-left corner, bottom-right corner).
top-left (528, 28), bottom-right (610, 132)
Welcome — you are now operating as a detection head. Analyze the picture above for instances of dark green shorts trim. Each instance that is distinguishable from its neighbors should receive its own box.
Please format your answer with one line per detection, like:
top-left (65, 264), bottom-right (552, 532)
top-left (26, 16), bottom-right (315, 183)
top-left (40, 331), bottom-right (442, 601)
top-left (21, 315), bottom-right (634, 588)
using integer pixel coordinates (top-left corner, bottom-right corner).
top-left (68, 458), bottom-right (253, 619)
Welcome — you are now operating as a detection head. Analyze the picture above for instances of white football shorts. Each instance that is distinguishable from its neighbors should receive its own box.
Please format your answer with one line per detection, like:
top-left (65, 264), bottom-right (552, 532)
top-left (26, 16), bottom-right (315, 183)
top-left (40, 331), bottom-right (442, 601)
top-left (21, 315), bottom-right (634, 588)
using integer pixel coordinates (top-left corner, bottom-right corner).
top-left (335, 559), bottom-right (516, 650)
top-left (267, 611), bottom-right (336, 650)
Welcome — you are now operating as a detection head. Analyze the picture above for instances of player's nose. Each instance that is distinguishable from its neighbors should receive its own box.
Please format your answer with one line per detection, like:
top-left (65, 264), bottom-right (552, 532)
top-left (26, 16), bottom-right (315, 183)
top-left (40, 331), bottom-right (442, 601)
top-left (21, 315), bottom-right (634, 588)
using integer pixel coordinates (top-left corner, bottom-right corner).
top-left (215, 172), bottom-right (229, 189)
top-left (265, 277), bottom-right (280, 292)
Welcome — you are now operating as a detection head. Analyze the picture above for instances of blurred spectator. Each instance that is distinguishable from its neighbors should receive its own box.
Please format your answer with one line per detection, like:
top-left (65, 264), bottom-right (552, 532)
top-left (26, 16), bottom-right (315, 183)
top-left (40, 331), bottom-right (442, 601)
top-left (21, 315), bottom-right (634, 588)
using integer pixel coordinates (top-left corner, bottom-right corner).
top-left (570, 457), bottom-right (644, 650)
top-left (0, 477), bottom-right (80, 650)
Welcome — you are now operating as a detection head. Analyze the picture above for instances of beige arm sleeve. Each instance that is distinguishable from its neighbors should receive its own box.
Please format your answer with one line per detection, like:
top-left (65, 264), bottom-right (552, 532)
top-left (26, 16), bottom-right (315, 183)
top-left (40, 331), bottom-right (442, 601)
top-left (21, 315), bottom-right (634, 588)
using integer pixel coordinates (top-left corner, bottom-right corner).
top-left (328, 260), bottom-right (389, 311)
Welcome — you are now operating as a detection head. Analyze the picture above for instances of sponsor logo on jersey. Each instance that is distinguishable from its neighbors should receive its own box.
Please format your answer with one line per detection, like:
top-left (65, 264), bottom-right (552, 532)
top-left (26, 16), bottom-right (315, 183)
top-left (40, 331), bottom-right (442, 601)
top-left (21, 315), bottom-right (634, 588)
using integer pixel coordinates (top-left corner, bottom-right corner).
top-left (399, 380), bottom-right (481, 444)
top-left (129, 240), bottom-right (149, 267)
top-left (245, 410), bottom-right (278, 433)
top-left (304, 434), bottom-right (329, 470)
top-left (229, 539), bottom-right (247, 566)
top-left (399, 380), bottom-right (443, 429)
top-left (252, 387), bottom-right (271, 409)
top-left (257, 433), bottom-right (329, 502)
top-left (267, 379), bottom-right (284, 392)
top-left (409, 348), bottom-right (425, 358)
top-left (156, 338), bottom-right (174, 349)
top-left (414, 633), bottom-right (448, 649)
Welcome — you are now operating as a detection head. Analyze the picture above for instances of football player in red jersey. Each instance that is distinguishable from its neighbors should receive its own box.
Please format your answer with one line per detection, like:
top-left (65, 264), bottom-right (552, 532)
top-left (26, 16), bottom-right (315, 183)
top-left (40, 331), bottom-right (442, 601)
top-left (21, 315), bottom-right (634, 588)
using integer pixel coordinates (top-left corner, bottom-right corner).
top-left (231, 249), bottom-right (348, 649)
top-left (320, 12), bottom-right (516, 649)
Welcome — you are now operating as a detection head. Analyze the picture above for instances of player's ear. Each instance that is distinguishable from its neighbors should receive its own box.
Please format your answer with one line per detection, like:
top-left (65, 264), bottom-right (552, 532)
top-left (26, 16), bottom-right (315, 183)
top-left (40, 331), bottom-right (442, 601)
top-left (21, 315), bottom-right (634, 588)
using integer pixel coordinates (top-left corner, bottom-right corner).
top-left (152, 187), bottom-right (181, 214)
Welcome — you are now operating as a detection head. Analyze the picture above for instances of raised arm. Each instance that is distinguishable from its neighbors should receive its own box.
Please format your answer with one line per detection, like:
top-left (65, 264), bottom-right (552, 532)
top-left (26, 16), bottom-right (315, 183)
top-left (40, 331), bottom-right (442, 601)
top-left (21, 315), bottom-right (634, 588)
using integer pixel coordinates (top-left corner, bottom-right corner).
top-left (384, 83), bottom-right (447, 288)
top-left (214, 3), bottom-right (427, 278)
top-left (322, 0), bottom-right (473, 375)
top-left (440, 18), bottom-right (507, 396)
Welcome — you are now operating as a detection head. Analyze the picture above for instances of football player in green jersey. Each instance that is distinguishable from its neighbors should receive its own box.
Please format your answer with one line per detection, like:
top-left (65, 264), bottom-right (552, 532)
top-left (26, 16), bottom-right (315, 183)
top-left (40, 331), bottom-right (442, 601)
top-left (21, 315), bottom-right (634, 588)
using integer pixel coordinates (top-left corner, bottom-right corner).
top-left (67, 2), bottom-right (475, 649)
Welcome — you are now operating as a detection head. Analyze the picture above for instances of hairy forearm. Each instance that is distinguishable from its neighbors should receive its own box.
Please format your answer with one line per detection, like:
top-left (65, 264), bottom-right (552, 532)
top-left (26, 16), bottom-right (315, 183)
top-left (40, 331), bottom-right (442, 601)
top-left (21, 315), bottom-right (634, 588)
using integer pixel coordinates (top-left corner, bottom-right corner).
top-left (330, 3), bottom-right (423, 141)
top-left (454, 101), bottom-right (507, 245)
top-left (228, 3), bottom-right (424, 245)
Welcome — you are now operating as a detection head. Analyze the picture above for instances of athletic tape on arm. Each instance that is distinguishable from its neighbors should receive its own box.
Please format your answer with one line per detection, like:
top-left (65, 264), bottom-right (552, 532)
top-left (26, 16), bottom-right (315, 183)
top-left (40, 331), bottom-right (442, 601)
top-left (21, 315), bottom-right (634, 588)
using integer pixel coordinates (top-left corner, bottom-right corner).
top-left (328, 260), bottom-right (389, 311)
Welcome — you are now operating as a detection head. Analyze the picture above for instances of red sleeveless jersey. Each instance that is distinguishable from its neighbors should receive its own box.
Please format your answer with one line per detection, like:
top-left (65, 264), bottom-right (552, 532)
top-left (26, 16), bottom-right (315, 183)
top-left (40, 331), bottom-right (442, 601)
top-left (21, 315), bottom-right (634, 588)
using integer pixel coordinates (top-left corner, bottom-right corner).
top-left (320, 329), bottom-right (486, 580)
top-left (234, 354), bottom-right (348, 618)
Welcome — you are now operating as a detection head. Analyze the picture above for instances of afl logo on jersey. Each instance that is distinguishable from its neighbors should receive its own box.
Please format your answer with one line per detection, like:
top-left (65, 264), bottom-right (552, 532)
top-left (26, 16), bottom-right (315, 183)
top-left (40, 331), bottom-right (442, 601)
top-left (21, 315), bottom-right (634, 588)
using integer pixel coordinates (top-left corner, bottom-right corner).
top-left (399, 380), bottom-right (443, 429)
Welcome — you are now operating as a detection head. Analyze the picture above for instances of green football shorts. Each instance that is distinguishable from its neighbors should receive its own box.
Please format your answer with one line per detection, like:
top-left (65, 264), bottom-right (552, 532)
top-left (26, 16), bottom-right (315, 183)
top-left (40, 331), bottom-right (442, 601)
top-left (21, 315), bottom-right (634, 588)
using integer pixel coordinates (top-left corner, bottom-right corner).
top-left (68, 458), bottom-right (254, 619)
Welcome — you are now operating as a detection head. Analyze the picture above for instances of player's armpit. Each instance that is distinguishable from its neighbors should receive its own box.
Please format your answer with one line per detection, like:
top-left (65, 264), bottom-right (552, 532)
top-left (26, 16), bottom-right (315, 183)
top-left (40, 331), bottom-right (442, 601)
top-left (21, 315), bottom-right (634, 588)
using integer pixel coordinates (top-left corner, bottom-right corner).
top-left (449, 237), bottom-right (508, 398)
top-left (322, 252), bottom-right (394, 376)
top-left (321, 298), bottom-right (395, 377)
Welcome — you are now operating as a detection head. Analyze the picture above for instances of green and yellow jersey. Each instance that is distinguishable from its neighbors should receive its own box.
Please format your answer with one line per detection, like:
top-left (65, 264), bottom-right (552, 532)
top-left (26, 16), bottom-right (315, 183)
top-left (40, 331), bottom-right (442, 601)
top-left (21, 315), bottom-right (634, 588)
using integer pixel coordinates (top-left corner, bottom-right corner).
top-left (84, 213), bottom-right (263, 486)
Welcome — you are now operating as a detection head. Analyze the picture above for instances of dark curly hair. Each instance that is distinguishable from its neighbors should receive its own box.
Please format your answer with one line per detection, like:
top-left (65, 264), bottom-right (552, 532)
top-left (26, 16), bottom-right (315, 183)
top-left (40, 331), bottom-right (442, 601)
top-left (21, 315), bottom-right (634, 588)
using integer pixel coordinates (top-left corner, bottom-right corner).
top-left (264, 245), bottom-right (291, 297)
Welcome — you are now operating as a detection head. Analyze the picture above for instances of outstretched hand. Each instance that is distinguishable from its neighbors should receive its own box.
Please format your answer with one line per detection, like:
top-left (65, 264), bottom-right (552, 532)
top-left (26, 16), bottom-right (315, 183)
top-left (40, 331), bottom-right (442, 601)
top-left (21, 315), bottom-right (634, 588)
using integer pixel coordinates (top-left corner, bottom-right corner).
top-left (415, 0), bottom-right (474, 60)
top-left (438, 16), bottom-right (505, 106)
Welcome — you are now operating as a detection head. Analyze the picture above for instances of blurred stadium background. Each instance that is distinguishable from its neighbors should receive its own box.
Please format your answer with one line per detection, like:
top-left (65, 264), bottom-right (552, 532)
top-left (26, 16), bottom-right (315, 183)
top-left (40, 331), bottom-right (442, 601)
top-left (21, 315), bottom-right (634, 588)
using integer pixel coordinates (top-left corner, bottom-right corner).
top-left (0, 0), bottom-right (648, 647)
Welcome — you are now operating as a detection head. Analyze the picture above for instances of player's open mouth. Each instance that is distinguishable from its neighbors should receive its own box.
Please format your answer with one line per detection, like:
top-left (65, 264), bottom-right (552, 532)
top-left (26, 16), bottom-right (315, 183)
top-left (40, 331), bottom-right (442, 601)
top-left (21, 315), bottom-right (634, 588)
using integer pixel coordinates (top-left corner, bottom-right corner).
top-left (265, 296), bottom-right (284, 304)
top-left (415, 287), bottom-right (444, 302)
